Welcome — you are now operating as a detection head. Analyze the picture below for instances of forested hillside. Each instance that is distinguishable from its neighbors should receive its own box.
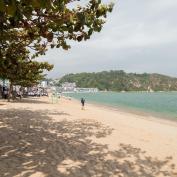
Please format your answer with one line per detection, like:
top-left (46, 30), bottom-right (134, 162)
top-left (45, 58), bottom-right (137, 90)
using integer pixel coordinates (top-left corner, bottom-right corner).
top-left (58, 70), bottom-right (177, 91)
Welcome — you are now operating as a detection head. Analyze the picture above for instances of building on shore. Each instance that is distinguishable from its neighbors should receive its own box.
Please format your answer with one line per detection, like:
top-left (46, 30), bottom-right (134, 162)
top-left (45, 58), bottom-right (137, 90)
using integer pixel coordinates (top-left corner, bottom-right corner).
top-left (57, 82), bottom-right (98, 93)
top-left (38, 80), bottom-right (48, 88)
top-left (56, 82), bottom-right (98, 93)
top-left (0, 79), bottom-right (9, 87)
top-left (75, 88), bottom-right (98, 93)
top-left (61, 82), bottom-right (77, 92)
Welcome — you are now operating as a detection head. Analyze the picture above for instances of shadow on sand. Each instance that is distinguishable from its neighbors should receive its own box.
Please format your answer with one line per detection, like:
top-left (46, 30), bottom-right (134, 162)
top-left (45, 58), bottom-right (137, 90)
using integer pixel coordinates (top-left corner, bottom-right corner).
top-left (0, 108), bottom-right (176, 177)
top-left (10, 97), bottom-right (50, 105)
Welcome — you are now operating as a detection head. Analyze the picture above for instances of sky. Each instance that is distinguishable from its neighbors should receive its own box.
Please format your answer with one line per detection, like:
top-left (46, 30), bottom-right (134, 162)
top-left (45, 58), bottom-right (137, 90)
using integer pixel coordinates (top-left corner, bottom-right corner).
top-left (38, 0), bottom-right (177, 78)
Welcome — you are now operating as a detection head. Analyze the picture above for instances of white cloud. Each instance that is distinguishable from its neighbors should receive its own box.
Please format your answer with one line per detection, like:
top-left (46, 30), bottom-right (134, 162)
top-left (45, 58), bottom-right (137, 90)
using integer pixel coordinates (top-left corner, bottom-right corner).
top-left (38, 0), bottom-right (177, 78)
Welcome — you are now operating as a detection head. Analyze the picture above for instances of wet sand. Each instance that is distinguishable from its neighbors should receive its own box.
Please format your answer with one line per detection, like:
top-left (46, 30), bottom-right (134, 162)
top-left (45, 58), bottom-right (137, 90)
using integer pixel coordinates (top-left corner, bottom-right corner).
top-left (0, 96), bottom-right (177, 177)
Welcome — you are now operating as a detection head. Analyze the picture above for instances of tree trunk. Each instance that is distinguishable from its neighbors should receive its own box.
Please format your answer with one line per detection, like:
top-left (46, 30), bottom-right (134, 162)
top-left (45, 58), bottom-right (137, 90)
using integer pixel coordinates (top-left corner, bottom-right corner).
top-left (8, 82), bottom-right (13, 102)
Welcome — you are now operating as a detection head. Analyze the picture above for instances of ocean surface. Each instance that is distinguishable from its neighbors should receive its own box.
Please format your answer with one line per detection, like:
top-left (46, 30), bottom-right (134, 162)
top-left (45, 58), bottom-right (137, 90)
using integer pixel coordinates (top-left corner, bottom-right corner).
top-left (64, 92), bottom-right (177, 119)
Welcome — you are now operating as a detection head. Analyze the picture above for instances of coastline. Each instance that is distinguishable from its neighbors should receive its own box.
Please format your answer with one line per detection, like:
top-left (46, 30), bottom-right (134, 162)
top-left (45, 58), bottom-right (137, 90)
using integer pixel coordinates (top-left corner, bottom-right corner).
top-left (63, 96), bottom-right (177, 125)
top-left (62, 91), bottom-right (177, 121)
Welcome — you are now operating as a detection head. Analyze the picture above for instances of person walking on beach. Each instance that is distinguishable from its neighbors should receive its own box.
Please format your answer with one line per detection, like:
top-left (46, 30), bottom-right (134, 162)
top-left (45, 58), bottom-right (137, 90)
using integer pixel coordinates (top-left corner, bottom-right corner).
top-left (81, 98), bottom-right (85, 110)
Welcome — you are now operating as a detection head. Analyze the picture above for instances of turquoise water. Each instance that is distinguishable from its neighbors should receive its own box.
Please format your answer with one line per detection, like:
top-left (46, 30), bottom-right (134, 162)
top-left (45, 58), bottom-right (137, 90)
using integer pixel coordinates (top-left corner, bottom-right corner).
top-left (64, 92), bottom-right (177, 119)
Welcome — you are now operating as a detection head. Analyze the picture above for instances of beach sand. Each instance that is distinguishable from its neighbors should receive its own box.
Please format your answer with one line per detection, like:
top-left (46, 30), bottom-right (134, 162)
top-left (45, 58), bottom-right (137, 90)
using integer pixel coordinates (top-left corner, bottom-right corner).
top-left (0, 96), bottom-right (177, 177)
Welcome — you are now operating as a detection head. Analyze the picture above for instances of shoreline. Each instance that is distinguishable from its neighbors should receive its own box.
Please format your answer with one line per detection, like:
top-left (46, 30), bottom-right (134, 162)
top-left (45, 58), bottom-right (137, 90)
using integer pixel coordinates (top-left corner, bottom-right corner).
top-left (62, 91), bottom-right (177, 121)
top-left (63, 96), bottom-right (177, 125)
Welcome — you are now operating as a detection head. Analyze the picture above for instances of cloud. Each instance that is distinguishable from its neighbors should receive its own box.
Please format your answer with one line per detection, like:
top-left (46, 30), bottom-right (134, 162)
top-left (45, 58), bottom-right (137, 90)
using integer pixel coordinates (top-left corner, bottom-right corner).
top-left (38, 0), bottom-right (177, 78)
top-left (81, 0), bottom-right (177, 50)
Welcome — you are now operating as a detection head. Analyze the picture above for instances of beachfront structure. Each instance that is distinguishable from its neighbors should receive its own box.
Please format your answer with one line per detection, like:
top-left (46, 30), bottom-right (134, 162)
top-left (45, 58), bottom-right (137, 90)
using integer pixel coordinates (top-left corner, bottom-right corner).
top-left (0, 79), bottom-right (9, 87)
top-left (39, 81), bottom-right (48, 88)
top-left (59, 82), bottom-right (98, 93)
top-left (0, 79), bottom-right (9, 98)
top-left (75, 88), bottom-right (98, 93)
top-left (56, 86), bottom-right (98, 93)
top-left (61, 82), bottom-right (76, 92)
top-left (0, 79), bottom-right (3, 86)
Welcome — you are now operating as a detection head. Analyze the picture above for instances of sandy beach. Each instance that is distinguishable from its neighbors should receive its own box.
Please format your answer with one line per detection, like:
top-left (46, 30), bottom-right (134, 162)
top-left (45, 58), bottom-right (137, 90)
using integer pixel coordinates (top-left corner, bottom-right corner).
top-left (0, 96), bottom-right (177, 177)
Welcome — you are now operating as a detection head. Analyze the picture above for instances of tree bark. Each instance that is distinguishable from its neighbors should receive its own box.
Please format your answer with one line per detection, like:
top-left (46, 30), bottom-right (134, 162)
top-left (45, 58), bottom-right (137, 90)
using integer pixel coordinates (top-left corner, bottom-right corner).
top-left (8, 82), bottom-right (13, 102)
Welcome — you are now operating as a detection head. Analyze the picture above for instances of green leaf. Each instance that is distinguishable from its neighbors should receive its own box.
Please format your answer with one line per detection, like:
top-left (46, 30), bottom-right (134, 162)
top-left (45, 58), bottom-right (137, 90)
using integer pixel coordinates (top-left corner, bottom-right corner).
top-left (0, 0), bottom-right (5, 12)
top-left (7, 3), bottom-right (17, 17)
top-left (40, 0), bottom-right (47, 8)
top-left (47, 32), bottom-right (53, 42)
top-left (77, 13), bottom-right (85, 25)
top-left (88, 29), bottom-right (93, 36)
top-left (31, 0), bottom-right (41, 8)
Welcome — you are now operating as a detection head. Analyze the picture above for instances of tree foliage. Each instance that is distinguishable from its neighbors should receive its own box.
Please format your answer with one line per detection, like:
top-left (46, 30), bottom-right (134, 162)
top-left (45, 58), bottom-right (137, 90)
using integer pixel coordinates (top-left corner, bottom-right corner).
top-left (0, 0), bottom-right (114, 57)
top-left (0, 41), bottom-right (53, 87)
top-left (0, 0), bottom-right (113, 88)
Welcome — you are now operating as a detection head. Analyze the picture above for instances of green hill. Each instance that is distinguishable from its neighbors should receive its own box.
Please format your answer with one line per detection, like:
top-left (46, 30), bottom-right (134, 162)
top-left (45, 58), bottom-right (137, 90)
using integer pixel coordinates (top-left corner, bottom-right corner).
top-left (57, 70), bottom-right (177, 91)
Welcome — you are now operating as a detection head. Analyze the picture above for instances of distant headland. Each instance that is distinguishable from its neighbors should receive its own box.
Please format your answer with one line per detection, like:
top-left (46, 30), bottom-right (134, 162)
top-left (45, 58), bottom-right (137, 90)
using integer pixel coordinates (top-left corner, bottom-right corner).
top-left (55, 70), bottom-right (177, 92)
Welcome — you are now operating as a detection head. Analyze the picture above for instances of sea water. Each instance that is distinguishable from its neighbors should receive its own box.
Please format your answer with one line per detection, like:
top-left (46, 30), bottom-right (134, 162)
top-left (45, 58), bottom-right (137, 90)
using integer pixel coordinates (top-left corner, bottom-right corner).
top-left (64, 92), bottom-right (177, 119)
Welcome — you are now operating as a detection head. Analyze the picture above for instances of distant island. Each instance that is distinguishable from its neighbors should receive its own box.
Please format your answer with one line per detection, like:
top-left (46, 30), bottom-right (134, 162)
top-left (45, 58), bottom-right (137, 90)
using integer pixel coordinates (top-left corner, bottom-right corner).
top-left (57, 70), bottom-right (177, 92)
